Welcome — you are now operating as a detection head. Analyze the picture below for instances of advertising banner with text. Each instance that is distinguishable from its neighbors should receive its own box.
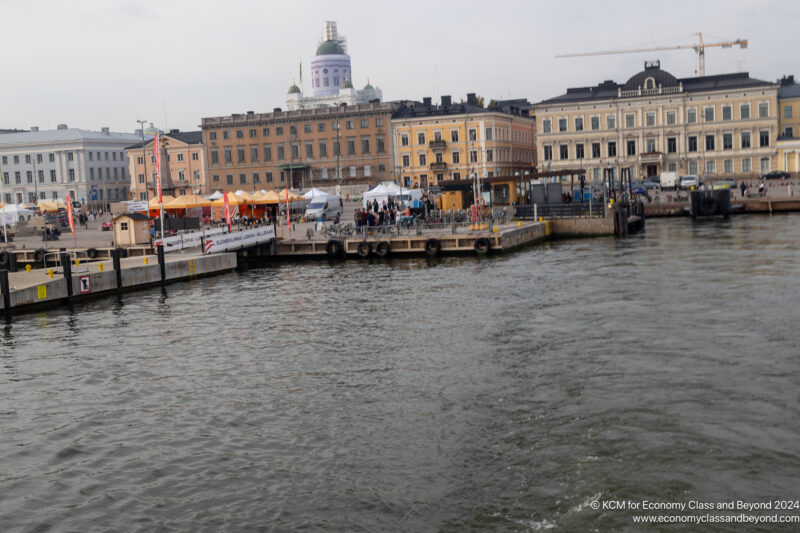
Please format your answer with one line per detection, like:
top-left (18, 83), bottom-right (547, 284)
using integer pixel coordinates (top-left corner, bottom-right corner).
top-left (203, 226), bottom-right (275, 254)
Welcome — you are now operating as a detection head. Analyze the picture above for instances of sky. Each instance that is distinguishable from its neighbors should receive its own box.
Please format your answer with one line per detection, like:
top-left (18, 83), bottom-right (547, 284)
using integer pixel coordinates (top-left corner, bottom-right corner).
top-left (1, 0), bottom-right (797, 133)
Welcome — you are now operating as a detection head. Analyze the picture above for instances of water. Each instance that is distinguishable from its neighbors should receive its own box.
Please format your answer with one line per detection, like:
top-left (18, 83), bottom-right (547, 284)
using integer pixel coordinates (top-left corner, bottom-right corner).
top-left (1, 214), bottom-right (799, 532)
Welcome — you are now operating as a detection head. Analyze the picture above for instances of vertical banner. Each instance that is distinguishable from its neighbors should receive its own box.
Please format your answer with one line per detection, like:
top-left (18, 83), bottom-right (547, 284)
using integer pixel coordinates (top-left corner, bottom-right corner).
top-left (285, 188), bottom-right (290, 233)
top-left (65, 194), bottom-right (76, 238)
top-left (154, 132), bottom-right (162, 204)
top-left (223, 192), bottom-right (232, 233)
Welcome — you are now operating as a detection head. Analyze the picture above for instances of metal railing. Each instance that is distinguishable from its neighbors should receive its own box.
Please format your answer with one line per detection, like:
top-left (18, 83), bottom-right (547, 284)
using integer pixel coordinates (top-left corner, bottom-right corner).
top-left (515, 202), bottom-right (604, 219)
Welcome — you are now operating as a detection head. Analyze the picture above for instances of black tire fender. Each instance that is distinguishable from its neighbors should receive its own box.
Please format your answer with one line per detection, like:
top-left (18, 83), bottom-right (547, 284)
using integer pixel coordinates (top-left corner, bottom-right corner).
top-left (87, 247), bottom-right (98, 259)
top-left (34, 248), bottom-right (47, 262)
top-left (325, 239), bottom-right (343, 258)
top-left (424, 238), bottom-right (441, 256)
top-left (0, 251), bottom-right (9, 266)
top-left (474, 237), bottom-right (491, 254)
top-left (356, 241), bottom-right (371, 258)
top-left (116, 247), bottom-right (128, 258)
top-left (375, 241), bottom-right (390, 258)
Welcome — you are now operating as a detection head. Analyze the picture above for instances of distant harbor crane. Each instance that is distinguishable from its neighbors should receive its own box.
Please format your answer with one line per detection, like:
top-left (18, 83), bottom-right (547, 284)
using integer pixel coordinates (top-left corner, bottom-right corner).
top-left (556, 32), bottom-right (748, 76)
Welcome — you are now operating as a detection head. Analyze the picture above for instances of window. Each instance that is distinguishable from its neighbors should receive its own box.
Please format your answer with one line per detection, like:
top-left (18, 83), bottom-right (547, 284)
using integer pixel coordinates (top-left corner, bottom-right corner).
top-left (543, 146), bottom-right (553, 161)
top-left (575, 143), bottom-right (584, 159)
top-left (14, 171), bottom-right (20, 183)
top-left (646, 139), bottom-right (655, 152)
top-left (668, 163), bottom-right (677, 172)
top-left (591, 116), bottom-right (600, 130)
top-left (625, 114), bottom-right (635, 128)
top-left (237, 147), bottom-right (246, 162)
top-left (90, 168), bottom-right (95, 180)
top-left (277, 145), bottom-right (285, 160)
top-left (559, 144), bottom-right (569, 159)
top-left (742, 158), bottom-right (751, 172)
top-left (222, 131), bottom-right (230, 140)
top-left (575, 117), bottom-right (584, 131)
top-left (49, 153), bottom-right (55, 162)
top-left (360, 119), bottom-right (368, 128)
top-left (345, 121), bottom-right (354, 130)
top-left (706, 160), bottom-right (715, 174)
top-left (468, 129), bottom-right (477, 141)
top-left (740, 104), bottom-right (750, 119)
top-left (607, 114), bottom-right (616, 129)
top-left (0, 156), bottom-right (5, 165)
top-left (486, 149), bottom-right (494, 162)
top-left (667, 137), bottom-right (677, 153)
top-left (25, 170), bottom-right (32, 183)
top-left (433, 131), bottom-right (442, 141)
top-left (50, 170), bottom-right (56, 182)
top-left (67, 152), bottom-right (74, 161)
top-left (239, 173), bottom-right (246, 184)
top-left (234, 130), bottom-right (243, 139)
top-left (759, 103), bottom-right (769, 118)
top-left (212, 174), bottom-right (220, 183)
top-left (88, 152), bottom-right (93, 161)
top-left (364, 165), bottom-right (371, 177)
top-left (759, 130), bottom-right (769, 147)
top-left (319, 141), bottom-right (327, 157)
top-left (470, 150), bottom-right (478, 163)
top-left (333, 141), bottom-right (340, 155)
top-left (263, 128), bottom-right (270, 136)
top-left (418, 153), bottom-right (427, 166)
top-left (607, 141), bottom-right (616, 157)
top-left (378, 164), bottom-right (386, 172)
top-left (591, 142), bottom-right (601, 158)
top-left (741, 132), bottom-right (751, 148)
top-left (361, 138), bottom-right (370, 154)
top-left (449, 129), bottom-right (459, 142)
top-left (178, 170), bottom-right (185, 182)
top-left (347, 139), bottom-right (356, 155)
top-left (785, 106), bottom-right (793, 119)
top-left (289, 126), bottom-right (297, 135)
top-left (376, 118), bottom-right (384, 127)
top-left (317, 122), bottom-right (326, 132)
top-left (13, 155), bottom-right (19, 164)
top-left (666, 111), bottom-right (676, 125)
top-left (266, 171), bottom-right (273, 183)
top-left (645, 112), bottom-right (655, 127)
top-left (223, 148), bottom-right (232, 163)
top-left (704, 107), bottom-right (714, 122)
top-left (705, 135), bottom-right (715, 151)
top-left (688, 161), bottom-right (698, 175)
top-left (542, 119), bottom-right (551, 133)
top-left (401, 134), bottom-right (409, 146)
top-left (453, 172), bottom-right (461, 180)
top-left (194, 170), bottom-right (199, 181)
top-left (402, 154), bottom-right (410, 167)
top-left (304, 124), bottom-right (312, 134)
top-left (275, 127), bottom-right (283, 135)
top-left (264, 145), bottom-right (272, 161)
top-left (723, 133), bottom-right (733, 150)
top-left (760, 157), bottom-right (770, 173)
top-left (687, 108), bottom-right (697, 123)
top-left (209, 132), bottom-right (217, 141)
top-left (226, 174), bottom-right (233, 185)
top-left (626, 140), bottom-right (636, 156)
top-left (485, 127), bottom-right (493, 140)
top-left (558, 118), bottom-right (567, 132)
top-left (192, 152), bottom-right (198, 161)
top-left (68, 169), bottom-right (75, 181)
top-left (291, 144), bottom-right (299, 159)
top-left (305, 142), bottom-right (313, 158)
top-left (349, 166), bottom-right (357, 177)
top-left (417, 132), bottom-right (426, 145)
top-left (724, 159), bottom-right (733, 173)
top-left (452, 151), bottom-right (460, 164)
top-left (251, 146), bottom-right (259, 162)
top-left (785, 127), bottom-right (794, 138)
top-left (176, 153), bottom-right (183, 162)
top-left (722, 106), bottom-right (732, 121)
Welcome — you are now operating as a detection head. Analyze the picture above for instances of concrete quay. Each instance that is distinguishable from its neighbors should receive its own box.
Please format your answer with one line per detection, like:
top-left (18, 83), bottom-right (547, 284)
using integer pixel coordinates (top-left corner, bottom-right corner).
top-left (644, 196), bottom-right (800, 217)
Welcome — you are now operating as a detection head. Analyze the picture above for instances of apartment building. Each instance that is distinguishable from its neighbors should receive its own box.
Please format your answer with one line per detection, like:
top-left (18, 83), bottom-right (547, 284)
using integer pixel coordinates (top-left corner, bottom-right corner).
top-left (777, 75), bottom-right (800, 173)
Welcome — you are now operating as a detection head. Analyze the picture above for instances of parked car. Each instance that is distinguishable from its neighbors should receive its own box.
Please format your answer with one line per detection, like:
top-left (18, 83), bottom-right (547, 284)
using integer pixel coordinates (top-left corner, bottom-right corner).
top-left (44, 213), bottom-right (69, 228)
top-left (761, 170), bottom-right (790, 180)
top-left (679, 175), bottom-right (700, 190)
top-left (630, 181), bottom-right (647, 195)
top-left (714, 178), bottom-right (737, 190)
top-left (643, 176), bottom-right (660, 189)
top-left (101, 221), bottom-right (113, 231)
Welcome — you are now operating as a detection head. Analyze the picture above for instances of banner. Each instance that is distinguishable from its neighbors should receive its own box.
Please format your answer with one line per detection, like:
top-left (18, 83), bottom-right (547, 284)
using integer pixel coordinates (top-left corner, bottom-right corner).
top-left (154, 132), bottom-right (162, 204)
top-left (65, 194), bottom-right (76, 238)
top-left (223, 193), bottom-right (232, 232)
top-left (203, 226), bottom-right (275, 254)
top-left (126, 200), bottom-right (149, 213)
top-left (153, 227), bottom-right (224, 253)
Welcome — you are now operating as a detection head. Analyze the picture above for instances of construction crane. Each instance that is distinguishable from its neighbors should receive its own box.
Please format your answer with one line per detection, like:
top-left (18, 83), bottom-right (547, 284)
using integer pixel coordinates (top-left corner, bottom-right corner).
top-left (556, 32), bottom-right (748, 76)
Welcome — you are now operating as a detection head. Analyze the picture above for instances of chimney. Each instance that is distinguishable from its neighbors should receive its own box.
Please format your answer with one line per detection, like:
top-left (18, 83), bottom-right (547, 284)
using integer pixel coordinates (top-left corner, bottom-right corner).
top-left (101, 127), bottom-right (110, 135)
top-left (466, 93), bottom-right (477, 106)
top-left (422, 96), bottom-right (432, 106)
top-left (169, 129), bottom-right (179, 135)
top-left (441, 95), bottom-right (452, 107)
top-left (247, 110), bottom-right (254, 115)
top-left (30, 126), bottom-right (39, 132)
top-left (57, 124), bottom-right (68, 130)
top-left (273, 107), bottom-right (282, 112)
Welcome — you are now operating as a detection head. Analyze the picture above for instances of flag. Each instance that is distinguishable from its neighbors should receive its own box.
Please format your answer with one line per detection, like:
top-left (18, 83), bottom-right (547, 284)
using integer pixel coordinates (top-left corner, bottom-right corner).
top-left (154, 132), bottom-right (162, 204)
top-left (65, 194), bottom-right (76, 238)
top-left (285, 188), bottom-right (291, 233)
top-left (223, 192), bottom-right (232, 233)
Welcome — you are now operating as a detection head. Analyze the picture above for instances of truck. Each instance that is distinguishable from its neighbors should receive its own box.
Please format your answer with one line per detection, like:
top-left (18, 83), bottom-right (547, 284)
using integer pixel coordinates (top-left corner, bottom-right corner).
top-left (659, 171), bottom-right (679, 190)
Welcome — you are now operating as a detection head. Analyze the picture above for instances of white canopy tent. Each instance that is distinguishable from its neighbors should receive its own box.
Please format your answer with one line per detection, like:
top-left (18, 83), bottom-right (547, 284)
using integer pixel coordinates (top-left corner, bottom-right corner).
top-left (362, 184), bottom-right (398, 208)
top-left (0, 204), bottom-right (33, 226)
top-left (303, 187), bottom-right (331, 201)
top-left (207, 190), bottom-right (224, 200)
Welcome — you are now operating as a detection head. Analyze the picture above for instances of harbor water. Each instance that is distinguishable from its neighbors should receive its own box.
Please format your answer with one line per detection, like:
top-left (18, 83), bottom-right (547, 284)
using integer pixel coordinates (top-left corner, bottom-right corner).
top-left (1, 214), bottom-right (799, 531)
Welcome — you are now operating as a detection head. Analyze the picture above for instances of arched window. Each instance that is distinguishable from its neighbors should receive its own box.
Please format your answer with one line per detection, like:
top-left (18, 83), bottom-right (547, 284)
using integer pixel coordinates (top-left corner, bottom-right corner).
top-left (644, 77), bottom-right (656, 90)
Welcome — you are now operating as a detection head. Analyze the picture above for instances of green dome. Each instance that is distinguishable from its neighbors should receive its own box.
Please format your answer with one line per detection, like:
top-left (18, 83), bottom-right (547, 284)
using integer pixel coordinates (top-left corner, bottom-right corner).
top-left (287, 82), bottom-right (301, 94)
top-left (363, 81), bottom-right (374, 90)
top-left (316, 40), bottom-right (345, 55)
top-left (341, 77), bottom-right (353, 89)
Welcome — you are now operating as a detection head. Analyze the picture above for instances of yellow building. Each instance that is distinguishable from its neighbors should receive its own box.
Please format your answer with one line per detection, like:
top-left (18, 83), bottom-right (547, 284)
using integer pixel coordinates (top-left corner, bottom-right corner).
top-left (534, 61), bottom-right (780, 184)
top-left (777, 75), bottom-right (800, 173)
top-left (391, 95), bottom-right (536, 189)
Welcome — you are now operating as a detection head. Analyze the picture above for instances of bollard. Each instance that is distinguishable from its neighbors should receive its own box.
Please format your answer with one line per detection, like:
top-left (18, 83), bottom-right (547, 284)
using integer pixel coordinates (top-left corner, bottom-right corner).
top-left (112, 248), bottom-right (122, 290)
top-left (48, 269), bottom-right (54, 279)
top-left (25, 264), bottom-right (31, 273)
top-left (75, 259), bottom-right (80, 267)
top-left (98, 263), bottom-right (103, 272)
top-left (60, 252), bottom-right (73, 297)
top-left (0, 270), bottom-right (9, 311)
top-left (157, 244), bottom-right (165, 281)
top-left (144, 256), bottom-right (149, 265)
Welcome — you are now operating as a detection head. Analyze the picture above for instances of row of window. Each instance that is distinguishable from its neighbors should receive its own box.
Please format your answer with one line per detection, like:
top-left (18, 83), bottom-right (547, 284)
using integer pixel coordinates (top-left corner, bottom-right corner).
top-left (399, 126), bottom-right (527, 147)
top-left (3, 187), bottom-right (127, 203)
top-left (3, 169), bottom-right (74, 184)
top-left (542, 130), bottom-right (771, 161)
top-left (542, 103), bottom-right (770, 133)
top-left (208, 118), bottom-right (386, 141)
top-left (400, 146), bottom-right (522, 167)
top-left (136, 152), bottom-right (199, 164)
top-left (137, 169), bottom-right (200, 184)
top-left (209, 137), bottom-right (386, 166)
top-left (210, 165), bottom-right (385, 185)
top-left (1, 151), bottom-right (128, 166)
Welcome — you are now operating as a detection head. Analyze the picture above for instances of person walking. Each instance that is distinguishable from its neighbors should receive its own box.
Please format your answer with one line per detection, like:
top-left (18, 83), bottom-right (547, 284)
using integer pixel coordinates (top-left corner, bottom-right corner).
top-left (740, 181), bottom-right (746, 199)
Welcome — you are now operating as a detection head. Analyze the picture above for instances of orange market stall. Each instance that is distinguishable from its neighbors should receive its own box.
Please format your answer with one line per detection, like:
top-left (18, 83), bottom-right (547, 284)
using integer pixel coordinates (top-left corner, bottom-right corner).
top-left (210, 192), bottom-right (240, 221)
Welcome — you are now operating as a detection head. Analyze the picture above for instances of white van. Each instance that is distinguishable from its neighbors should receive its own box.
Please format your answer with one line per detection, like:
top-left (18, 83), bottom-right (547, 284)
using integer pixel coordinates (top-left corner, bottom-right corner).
top-left (660, 171), bottom-right (679, 190)
top-left (305, 195), bottom-right (343, 222)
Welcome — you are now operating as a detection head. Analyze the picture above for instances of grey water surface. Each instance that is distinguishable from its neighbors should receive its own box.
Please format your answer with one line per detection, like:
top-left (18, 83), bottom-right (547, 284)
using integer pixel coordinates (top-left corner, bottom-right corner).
top-left (1, 214), bottom-right (799, 532)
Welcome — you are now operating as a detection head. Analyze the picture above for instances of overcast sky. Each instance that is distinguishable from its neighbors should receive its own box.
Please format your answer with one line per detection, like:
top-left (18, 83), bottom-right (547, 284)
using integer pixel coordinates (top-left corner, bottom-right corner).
top-left (2, 0), bottom-right (797, 133)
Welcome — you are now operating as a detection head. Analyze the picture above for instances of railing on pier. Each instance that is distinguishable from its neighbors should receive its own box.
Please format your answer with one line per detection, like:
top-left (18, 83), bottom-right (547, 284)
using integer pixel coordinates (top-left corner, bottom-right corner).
top-left (515, 203), bottom-right (604, 219)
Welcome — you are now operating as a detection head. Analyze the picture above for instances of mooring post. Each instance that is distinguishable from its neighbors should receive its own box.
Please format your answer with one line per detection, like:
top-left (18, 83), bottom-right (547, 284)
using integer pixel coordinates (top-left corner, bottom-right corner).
top-left (534, 203), bottom-right (538, 221)
top-left (7, 252), bottom-right (17, 273)
top-left (112, 248), bottom-right (122, 290)
top-left (157, 244), bottom-right (165, 281)
top-left (0, 269), bottom-right (9, 311)
top-left (60, 252), bottom-right (73, 297)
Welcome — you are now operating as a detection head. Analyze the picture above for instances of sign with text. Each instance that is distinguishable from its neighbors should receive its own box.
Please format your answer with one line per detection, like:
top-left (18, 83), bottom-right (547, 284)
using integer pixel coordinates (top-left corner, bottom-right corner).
top-left (78, 275), bottom-right (91, 294)
top-left (153, 227), bottom-right (225, 253)
top-left (126, 201), bottom-right (149, 213)
top-left (203, 226), bottom-right (275, 254)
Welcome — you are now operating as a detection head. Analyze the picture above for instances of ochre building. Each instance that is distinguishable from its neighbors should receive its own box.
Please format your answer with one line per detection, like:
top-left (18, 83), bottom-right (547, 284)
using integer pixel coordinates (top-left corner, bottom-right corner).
top-left (126, 129), bottom-right (207, 201)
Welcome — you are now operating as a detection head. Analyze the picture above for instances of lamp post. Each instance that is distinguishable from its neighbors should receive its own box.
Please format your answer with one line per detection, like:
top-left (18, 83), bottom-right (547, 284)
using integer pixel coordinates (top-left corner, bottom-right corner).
top-left (136, 119), bottom-right (148, 204)
top-left (0, 163), bottom-right (7, 242)
top-left (30, 155), bottom-right (39, 205)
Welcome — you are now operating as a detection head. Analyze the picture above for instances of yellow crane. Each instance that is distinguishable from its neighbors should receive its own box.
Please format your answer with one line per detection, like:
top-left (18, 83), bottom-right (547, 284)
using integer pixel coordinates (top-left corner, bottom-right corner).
top-left (556, 32), bottom-right (748, 76)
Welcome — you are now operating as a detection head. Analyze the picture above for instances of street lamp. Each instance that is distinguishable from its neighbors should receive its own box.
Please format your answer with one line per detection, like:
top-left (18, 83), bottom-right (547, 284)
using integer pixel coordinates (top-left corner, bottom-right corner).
top-left (136, 119), bottom-right (148, 204)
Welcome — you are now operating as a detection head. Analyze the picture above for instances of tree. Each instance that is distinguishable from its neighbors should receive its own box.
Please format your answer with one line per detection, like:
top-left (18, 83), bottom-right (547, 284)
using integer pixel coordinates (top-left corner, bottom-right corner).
top-left (488, 99), bottom-right (500, 110)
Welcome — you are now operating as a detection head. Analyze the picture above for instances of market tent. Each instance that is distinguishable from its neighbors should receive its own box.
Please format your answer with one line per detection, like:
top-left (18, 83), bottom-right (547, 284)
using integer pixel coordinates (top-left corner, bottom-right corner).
top-left (207, 190), bottom-right (224, 200)
top-left (277, 189), bottom-right (303, 202)
top-left (303, 187), bottom-right (330, 200)
top-left (149, 195), bottom-right (175, 209)
top-left (0, 204), bottom-right (34, 226)
top-left (363, 184), bottom-right (397, 207)
top-left (210, 192), bottom-right (241, 206)
top-left (234, 191), bottom-right (259, 203)
top-left (166, 194), bottom-right (212, 209)
top-left (259, 190), bottom-right (282, 204)
top-left (38, 199), bottom-right (65, 212)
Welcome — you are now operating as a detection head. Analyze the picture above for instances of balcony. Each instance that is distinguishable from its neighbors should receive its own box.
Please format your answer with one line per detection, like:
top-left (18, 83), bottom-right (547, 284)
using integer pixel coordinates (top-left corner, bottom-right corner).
top-left (430, 161), bottom-right (448, 171)
top-left (639, 151), bottom-right (663, 163)
top-left (429, 139), bottom-right (447, 151)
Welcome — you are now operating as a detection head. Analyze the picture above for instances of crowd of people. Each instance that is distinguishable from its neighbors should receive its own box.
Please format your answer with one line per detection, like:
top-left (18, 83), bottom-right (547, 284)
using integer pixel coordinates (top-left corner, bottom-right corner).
top-left (355, 198), bottom-right (404, 228)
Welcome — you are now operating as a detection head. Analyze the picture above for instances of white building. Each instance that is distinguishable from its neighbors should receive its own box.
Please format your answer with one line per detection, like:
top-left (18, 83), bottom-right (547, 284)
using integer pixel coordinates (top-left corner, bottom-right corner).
top-left (0, 125), bottom-right (143, 207)
top-left (285, 21), bottom-right (382, 111)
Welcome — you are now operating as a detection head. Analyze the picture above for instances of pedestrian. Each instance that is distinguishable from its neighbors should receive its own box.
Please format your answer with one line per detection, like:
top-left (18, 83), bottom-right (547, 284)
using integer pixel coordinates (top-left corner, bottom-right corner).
top-left (740, 181), bottom-right (746, 198)
top-left (372, 198), bottom-right (379, 213)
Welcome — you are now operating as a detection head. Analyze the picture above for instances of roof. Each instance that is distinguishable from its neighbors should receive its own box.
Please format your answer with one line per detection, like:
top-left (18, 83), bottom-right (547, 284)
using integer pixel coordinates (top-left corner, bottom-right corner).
top-left (536, 63), bottom-right (775, 106)
top-left (114, 213), bottom-right (150, 221)
top-left (0, 128), bottom-right (143, 146)
top-left (779, 83), bottom-right (800, 99)
top-left (392, 101), bottom-right (492, 119)
top-left (341, 77), bottom-right (353, 89)
top-left (288, 83), bottom-right (301, 94)
top-left (124, 130), bottom-right (201, 150)
top-left (316, 40), bottom-right (346, 55)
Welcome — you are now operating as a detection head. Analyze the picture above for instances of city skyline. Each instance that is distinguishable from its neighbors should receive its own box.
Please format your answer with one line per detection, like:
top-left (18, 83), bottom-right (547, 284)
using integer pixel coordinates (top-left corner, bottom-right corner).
top-left (1, 0), bottom-right (797, 133)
